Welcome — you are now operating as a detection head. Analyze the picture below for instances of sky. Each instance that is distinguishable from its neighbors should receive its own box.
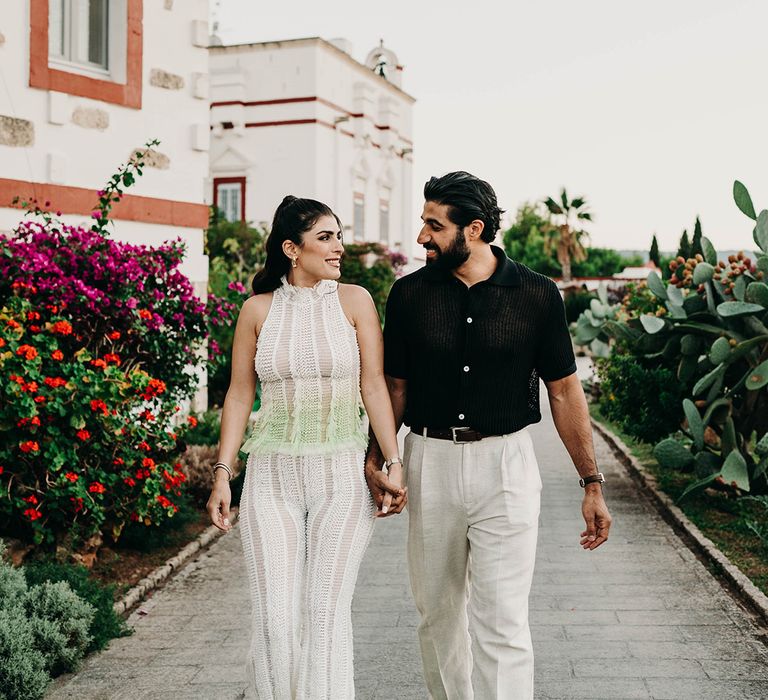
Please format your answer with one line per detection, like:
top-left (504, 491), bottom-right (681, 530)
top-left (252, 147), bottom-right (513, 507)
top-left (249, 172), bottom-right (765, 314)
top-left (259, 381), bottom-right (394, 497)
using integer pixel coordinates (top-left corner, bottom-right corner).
top-left (213, 0), bottom-right (768, 254)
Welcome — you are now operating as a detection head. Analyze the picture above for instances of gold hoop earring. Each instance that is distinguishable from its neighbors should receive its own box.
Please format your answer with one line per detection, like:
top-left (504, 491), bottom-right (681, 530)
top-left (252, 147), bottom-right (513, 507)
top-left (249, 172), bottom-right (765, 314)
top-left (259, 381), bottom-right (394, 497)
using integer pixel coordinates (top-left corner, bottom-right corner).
top-left (291, 257), bottom-right (298, 268)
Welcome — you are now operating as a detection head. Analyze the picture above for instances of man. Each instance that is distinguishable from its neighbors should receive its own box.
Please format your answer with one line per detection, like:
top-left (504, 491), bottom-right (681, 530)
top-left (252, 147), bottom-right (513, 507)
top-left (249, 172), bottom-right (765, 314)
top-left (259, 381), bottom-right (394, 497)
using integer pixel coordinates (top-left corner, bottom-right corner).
top-left (365, 171), bottom-right (612, 699)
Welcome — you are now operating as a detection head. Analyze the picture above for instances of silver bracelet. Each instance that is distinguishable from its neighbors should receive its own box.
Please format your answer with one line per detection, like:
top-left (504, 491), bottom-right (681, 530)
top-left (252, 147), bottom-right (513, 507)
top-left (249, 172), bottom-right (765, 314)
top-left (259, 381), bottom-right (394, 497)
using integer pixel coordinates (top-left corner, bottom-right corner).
top-left (212, 462), bottom-right (232, 481)
top-left (384, 457), bottom-right (402, 469)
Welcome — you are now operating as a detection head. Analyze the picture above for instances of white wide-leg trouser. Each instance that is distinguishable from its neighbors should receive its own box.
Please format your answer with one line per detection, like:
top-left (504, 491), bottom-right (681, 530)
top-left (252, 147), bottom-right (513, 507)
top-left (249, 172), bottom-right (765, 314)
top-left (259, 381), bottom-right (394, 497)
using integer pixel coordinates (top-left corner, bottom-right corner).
top-left (239, 451), bottom-right (375, 700)
top-left (404, 429), bottom-right (541, 700)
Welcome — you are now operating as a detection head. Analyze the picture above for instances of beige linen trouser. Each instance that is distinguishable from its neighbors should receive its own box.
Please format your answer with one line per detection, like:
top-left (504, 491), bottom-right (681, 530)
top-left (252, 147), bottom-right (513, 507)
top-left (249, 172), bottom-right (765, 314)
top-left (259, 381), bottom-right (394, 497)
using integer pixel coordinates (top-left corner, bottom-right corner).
top-left (403, 428), bottom-right (541, 700)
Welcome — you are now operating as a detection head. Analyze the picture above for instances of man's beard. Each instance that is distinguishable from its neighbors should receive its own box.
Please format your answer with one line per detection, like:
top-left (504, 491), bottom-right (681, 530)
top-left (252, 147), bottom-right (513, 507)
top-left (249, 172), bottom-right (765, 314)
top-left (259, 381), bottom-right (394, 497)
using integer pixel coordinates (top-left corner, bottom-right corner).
top-left (425, 228), bottom-right (470, 270)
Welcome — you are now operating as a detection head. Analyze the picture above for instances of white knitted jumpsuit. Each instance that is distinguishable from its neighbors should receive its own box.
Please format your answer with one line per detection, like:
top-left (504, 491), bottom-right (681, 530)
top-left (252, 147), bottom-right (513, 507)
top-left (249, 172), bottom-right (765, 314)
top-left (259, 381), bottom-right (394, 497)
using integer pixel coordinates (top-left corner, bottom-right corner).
top-left (239, 276), bottom-right (375, 699)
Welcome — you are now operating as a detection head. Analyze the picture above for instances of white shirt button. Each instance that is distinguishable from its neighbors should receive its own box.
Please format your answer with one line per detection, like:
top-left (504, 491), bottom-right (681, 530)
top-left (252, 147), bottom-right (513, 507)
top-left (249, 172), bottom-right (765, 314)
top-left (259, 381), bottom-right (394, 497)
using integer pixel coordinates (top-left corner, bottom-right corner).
top-left (463, 366), bottom-right (470, 372)
top-left (466, 317), bottom-right (473, 323)
top-left (458, 413), bottom-right (465, 420)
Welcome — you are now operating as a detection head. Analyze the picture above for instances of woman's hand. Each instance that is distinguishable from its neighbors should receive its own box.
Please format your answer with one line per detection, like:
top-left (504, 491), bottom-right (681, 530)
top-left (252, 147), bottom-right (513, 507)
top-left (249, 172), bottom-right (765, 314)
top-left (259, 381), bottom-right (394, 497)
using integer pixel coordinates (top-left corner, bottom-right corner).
top-left (379, 462), bottom-right (407, 517)
top-left (206, 475), bottom-right (233, 532)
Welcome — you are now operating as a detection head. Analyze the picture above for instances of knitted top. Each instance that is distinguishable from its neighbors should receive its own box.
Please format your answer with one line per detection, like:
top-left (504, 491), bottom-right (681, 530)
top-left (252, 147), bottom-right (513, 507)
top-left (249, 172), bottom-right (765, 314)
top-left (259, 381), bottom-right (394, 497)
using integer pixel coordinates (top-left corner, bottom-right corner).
top-left (240, 276), bottom-right (368, 456)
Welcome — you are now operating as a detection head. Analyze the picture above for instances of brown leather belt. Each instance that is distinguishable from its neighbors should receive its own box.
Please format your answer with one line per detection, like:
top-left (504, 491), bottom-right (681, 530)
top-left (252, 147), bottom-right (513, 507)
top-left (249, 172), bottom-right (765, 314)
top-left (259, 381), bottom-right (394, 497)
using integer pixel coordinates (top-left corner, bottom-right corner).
top-left (412, 426), bottom-right (498, 443)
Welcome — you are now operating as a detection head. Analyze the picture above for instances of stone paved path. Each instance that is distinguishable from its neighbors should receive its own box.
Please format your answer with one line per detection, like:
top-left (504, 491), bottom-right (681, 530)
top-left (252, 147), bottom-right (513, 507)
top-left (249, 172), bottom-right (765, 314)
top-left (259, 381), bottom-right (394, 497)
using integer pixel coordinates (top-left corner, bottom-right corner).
top-left (47, 398), bottom-right (768, 699)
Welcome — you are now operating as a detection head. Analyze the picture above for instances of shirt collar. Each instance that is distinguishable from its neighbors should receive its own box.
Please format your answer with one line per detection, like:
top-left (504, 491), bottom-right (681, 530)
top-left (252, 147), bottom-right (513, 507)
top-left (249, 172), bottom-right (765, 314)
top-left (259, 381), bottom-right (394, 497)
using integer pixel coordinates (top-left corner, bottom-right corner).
top-left (421, 245), bottom-right (521, 287)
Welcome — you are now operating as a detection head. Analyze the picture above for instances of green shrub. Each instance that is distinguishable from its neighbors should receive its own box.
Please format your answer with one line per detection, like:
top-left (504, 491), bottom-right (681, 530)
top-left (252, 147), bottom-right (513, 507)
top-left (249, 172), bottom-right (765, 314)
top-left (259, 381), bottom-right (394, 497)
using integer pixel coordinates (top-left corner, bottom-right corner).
top-left (186, 409), bottom-right (222, 447)
top-left (23, 559), bottom-right (130, 653)
top-left (339, 243), bottom-right (401, 320)
top-left (24, 581), bottom-right (93, 676)
top-left (596, 353), bottom-right (683, 444)
top-left (115, 491), bottom-right (199, 553)
top-left (0, 608), bottom-right (49, 700)
top-left (564, 289), bottom-right (596, 323)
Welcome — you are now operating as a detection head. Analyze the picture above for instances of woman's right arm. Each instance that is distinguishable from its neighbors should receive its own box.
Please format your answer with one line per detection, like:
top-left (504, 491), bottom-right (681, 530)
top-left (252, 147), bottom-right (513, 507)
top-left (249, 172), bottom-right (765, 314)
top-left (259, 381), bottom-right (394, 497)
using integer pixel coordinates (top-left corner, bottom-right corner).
top-left (206, 294), bottom-right (268, 531)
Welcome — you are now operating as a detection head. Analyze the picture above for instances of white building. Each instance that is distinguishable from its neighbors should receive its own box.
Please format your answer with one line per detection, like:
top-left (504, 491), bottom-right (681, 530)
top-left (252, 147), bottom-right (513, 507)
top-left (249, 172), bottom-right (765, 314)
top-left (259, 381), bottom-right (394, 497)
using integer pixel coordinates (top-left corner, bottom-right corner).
top-left (208, 37), bottom-right (416, 259)
top-left (0, 0), bottom-right (210, 298)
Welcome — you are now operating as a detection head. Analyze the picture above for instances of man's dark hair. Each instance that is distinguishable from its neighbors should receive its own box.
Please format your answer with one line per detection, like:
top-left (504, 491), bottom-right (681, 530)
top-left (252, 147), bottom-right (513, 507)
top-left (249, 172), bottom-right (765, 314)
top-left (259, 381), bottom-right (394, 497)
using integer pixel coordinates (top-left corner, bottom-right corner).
top-left (423, 171), bottom-right (504, 244)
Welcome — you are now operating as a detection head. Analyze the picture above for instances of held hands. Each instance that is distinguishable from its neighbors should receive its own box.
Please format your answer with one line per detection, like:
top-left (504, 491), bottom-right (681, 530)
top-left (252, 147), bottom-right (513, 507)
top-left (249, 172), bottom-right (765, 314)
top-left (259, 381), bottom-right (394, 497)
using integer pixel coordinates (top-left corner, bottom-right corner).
top-left (365, 460), bottom-right (407, 518)
top-left (580, 484), bottom-right (612, 550)
top-left (206, 473), bottom-right (233, 533)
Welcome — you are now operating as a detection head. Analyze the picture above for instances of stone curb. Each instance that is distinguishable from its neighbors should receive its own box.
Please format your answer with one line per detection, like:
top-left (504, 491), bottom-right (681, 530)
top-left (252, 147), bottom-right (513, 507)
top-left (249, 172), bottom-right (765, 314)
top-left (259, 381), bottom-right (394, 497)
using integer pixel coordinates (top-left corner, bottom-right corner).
top-left (113, 508), bottom-right (239, 616)
top-left (591, 417), bottom-right (768, 625)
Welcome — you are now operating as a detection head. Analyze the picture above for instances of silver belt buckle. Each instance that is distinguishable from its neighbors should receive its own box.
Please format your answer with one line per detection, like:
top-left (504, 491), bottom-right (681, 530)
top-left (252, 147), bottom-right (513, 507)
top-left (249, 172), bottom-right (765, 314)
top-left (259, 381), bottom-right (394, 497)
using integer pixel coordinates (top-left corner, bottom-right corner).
top-left (451, 426), bottom-right (472, 444)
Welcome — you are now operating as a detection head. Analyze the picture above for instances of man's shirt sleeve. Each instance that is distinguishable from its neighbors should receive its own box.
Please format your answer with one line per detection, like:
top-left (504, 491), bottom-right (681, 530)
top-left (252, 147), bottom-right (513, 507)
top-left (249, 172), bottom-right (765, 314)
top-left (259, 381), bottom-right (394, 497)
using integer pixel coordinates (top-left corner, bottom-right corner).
top-left (383, 280), bottom-right (409, 379)
top-left (535, 281), bottom-right (577, 382)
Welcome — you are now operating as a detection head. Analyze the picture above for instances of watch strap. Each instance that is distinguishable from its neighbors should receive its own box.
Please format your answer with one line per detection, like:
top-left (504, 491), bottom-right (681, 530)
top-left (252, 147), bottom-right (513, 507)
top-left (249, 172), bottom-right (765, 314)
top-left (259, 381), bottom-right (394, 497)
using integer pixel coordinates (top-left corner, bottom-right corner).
top-left (579, 472), bottom-right (605, 488)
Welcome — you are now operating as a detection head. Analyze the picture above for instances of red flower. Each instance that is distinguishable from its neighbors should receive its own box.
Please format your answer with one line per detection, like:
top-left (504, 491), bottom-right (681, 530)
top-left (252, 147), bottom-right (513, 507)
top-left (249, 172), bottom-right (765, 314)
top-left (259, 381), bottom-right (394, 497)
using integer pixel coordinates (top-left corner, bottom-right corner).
top-left (103, 353), bottom-right (121, 365)
top-left (124, 477), bottom-right (136, 487)
top-left (9, 374), bottom-right (24, 385)
top-left (16, 345), bottom-right (38, 360)
top-left (51, 349), bottom-right (64, 361)
top-left (51, 320), bottom-right (73, 335)
top-left (188, 416), bottom-right (198, 428)
top-left (29, 325), bottom-right (41, 333)
top-left (24, 508), bottom-right (42, 521)
top-left (137, 441), bottom-right (151, 451)
top-left (44, 376), bottom-right (67, 388)
top-left (26, 311), bottom-right (41, 321)
top-left (0, 466), bottom-right (4, 475)
top-left (142, 378), bottom-right (167, 400)
top-left (156, 495), bottom-right (172, 508)
top-left (64, 472), bottom-right (79, 482)
top-left (113, 457), bottom-right (125, 466)
top-left (70, 496), bottom-right (84, 513)
top-left (23, 494), bottom-right (38, 505)
top-left (25, 380), bottom-right (39, 393)
top-left (20, 441), bottom-right (39, 453)
top-left (90, 359), bottom-right (107, 369)
top-left (108, 331), bottom-right (121, 340)
top-left (6, 319), bottom-right (20, 329)
top-left (90, 399), bottom-right (108, 415)
top-left (142, 457), bottom-right (155, 470)
top-left (0, 338), bottom-right (5, 348)
top-left (76, 429), bottom-right (91, 441)
top-left (129, 512), bottom-right (139, 521)
top-left (31, 416), bottom-right (41, 426)
top-left (34, 396), bottom-right (46, 404)
top-left (140, 411), bottom-right (155, 422)
top-left (138, 309), bottom-right (152, 320)
top-left (88, 482), bottom-right (106, 494)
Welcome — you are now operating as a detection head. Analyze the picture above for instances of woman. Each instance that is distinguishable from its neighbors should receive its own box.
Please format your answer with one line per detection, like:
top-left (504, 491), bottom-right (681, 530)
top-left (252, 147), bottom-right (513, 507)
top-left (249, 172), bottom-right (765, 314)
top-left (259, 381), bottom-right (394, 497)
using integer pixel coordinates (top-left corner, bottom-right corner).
top-left (206, 196), bottom-right (405, 699)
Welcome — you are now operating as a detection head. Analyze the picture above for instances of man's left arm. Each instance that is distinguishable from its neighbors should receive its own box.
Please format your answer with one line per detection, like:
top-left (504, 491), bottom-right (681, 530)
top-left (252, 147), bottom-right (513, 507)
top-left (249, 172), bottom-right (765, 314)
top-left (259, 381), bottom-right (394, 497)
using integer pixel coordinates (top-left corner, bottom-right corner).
top-left (545, 373), bottom-right (612, 550)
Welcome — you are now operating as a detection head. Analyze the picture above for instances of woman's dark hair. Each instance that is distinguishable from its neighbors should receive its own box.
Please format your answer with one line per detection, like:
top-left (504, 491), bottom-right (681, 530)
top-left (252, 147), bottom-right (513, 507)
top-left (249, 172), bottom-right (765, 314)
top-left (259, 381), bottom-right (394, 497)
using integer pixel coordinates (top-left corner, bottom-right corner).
top-left (423, 171), bottom-right (504, 243)
top-left (251, 196), bottom-right (342, 294)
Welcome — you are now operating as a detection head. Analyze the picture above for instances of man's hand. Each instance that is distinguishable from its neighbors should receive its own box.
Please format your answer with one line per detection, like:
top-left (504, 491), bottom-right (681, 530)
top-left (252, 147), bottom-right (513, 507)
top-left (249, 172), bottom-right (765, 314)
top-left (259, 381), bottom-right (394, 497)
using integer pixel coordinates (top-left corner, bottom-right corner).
top-left (580, 486), bottom-right (612, 550)
top-left (365, 460), bottom-right (407, 517)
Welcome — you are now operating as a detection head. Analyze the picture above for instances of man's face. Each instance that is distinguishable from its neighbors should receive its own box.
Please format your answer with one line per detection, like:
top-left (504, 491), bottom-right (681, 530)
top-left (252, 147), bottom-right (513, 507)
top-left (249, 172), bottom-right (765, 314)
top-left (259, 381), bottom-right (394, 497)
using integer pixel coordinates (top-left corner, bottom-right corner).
top-left (417, 201), bottom-right (470, 270)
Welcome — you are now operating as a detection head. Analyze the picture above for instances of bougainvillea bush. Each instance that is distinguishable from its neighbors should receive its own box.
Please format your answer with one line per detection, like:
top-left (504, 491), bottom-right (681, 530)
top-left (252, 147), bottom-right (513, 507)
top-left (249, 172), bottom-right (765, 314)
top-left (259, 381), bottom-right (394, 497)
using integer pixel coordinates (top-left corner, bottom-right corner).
top-left (0, 150), bottom-right (212, 551)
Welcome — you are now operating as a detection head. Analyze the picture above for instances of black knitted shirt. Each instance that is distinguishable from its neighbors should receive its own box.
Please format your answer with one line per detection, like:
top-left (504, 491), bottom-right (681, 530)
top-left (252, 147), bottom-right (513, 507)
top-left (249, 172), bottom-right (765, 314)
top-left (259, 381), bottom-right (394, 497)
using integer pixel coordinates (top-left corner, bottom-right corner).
top-left (383, 245), bottom-right (576, 435)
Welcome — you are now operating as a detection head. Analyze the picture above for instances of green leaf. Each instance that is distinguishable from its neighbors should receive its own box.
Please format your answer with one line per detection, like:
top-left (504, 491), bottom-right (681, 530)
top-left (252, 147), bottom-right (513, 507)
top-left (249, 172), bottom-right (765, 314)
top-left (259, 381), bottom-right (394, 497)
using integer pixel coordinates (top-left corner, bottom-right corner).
top-left (666, 302), bottom-right (687, 319)
top-left (597, 282), bottom-right (608, 306)
top-left (695, 451), bottom-right (722, 477)
top-left (746, 359), bottom-right (768, 390)
top-left (757, 255), bottom-right (768, 276)
top-left (702, 398), bottom-right (731, 427)
top-left (590, 298), bottom-right (607, 319)
top-left (701, 237), bottom-right (718, 266)
top-left (716, 301), bottom-right (766, 317)
top-left (755, 432), bottom-right (768, 457)
top-left (683, 399), bottom-right (704, 450)
top-left (693, 262), bottom-right (714, 285)
top-left (709, 336), bottom-right (731, 365)
top-left (734, 180), bottom-right (757, 220)
top-left (680, 334), bottom-right (702, 356)
top-left (733, 274), bottom-right (748, 302)
top-left (667, 284), bottom-right (684, 307)
top-left (678, 355), bottom-right (699, 383)
top-left (730, 334), bottom-right (768, 362)
top-left (693, 364), bottom-right (725, 396)
top-left (682, 294), bottom-right (707, 314)
top-left (640, 314), bottom-right (666, 334)
top-left (755, 210), bottom-right (768, 252)
top-left (745, 282), bottom-right (768, 307)
top-left (754, 457), bottom-right (768, 480)
top-left (646, 271), bottom-right (667, 300)
top-left (590, 338), bottom-right (610, 358)
top-left (677, 321), bottom-right (726, 335)
top-left (721, 450), bottom-right (750, 491)
top-left (677, 472), bottom-right (720, 502)
top-left (653, 438), bottom-right (695, 470)
top-left (722, 417), bottom-right (737, 457)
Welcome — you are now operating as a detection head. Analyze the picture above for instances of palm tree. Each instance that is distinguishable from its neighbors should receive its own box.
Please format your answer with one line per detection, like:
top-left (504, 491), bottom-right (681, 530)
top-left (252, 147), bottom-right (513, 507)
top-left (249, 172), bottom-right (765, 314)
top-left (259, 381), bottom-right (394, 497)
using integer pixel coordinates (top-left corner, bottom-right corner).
top-left (542, 188), bottom-right (592, 284)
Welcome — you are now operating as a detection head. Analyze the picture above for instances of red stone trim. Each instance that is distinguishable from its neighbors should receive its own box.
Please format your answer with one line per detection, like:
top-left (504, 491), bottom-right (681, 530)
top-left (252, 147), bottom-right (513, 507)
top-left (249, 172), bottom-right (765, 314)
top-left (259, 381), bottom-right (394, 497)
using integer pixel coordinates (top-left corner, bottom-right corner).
top-left (211, 96), bottom-right (413, 146)
top-left (213, 176), bottom-right (246, 222)
top-left (0, 178), bottom-right (208, 228)
top-left (29, 0), bottom-right (143, 109)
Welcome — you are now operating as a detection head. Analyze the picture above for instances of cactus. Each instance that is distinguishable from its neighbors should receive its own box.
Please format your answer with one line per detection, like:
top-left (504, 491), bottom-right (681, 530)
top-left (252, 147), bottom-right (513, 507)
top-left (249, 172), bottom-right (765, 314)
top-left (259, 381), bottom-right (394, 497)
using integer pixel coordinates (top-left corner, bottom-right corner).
top-left (574, 179), bottom-right (768, 499)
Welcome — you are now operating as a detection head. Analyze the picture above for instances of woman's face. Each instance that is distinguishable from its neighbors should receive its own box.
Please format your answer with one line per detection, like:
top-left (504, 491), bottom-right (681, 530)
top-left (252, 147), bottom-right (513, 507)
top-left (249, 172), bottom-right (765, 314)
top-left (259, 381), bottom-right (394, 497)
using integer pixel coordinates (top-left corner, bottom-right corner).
top-left (293, 215), bottom-right (345, 280)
